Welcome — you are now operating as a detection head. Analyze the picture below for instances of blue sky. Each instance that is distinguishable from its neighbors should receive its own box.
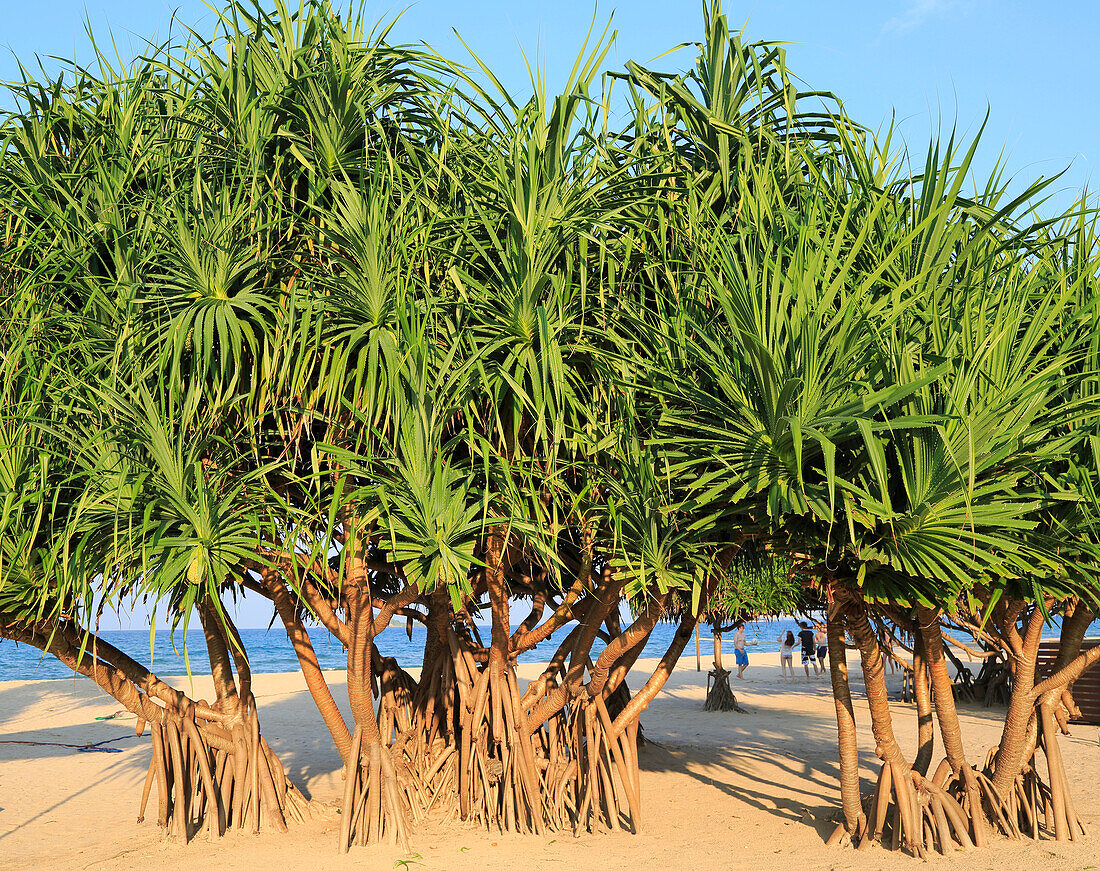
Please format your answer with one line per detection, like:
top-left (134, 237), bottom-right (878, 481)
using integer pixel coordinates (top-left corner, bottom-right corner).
top-left (4, 0), bottom-right (1098, 627)
top-left (3, 0), bottom-right (1098, 217)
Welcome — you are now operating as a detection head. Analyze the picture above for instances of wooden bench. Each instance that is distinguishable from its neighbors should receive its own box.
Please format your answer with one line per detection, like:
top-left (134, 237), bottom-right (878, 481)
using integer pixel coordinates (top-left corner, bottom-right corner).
top-left (1036, 639), bottom-right (1100, 725)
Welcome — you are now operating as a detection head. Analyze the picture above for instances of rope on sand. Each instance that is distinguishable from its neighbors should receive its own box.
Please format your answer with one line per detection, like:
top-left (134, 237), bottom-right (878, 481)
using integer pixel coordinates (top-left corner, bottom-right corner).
top-left (0, 735), bottom-right (141, 753)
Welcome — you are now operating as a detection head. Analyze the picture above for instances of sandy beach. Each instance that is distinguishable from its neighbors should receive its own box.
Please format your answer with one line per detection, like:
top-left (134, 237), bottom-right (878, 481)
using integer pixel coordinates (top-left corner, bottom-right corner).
top-left (2, 654), bottom-right (1098, 871)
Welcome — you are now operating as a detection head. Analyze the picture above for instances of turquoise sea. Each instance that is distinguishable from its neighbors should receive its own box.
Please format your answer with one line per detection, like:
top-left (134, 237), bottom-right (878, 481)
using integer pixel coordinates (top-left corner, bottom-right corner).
top-left (2, 615), bottom-right (1096, 682)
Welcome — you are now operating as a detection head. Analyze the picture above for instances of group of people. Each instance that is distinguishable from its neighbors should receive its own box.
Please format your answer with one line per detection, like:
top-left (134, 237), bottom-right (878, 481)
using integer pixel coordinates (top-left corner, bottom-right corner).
top-left (728, 620), bottom-right (829, 682)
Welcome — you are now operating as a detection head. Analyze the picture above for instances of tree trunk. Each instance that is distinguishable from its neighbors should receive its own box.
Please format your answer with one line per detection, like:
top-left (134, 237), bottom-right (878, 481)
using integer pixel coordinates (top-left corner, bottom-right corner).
top-left (916, 606), bottom-right (986, 847)
top-left (991, 605), bottom-right (1046, 796)
top-left (911, 627), bottom-right (934, 777)
top-left (825, 602), bottom-right (864, 841)
top-left (847, 604), bottom-right (905, 765)
top-left (1051, 600), bottom-right (1094, 721)
top-left (266, 570), bottom-right (353, 762)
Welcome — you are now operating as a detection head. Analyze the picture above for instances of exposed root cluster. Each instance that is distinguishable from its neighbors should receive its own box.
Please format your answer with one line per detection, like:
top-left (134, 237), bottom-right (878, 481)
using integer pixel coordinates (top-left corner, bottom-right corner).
top-left (337, 629), bottom-right (646, 852)
top-left (139, 707), bottom-right (309, 842)
top-left (703, 667), bottom-right (749, 713)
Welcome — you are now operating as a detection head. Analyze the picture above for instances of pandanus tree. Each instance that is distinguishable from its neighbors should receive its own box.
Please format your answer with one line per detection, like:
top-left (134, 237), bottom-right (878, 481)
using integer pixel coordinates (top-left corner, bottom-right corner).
top-left (233, 1), bottom-right (851, 849)
top-left (968, 210), bottom-right (1100, 845)
top-left (814, 138), bottom-right (1100, 855)
top-left (769, 132), bottom-right (1100, 854)
top-left (672, 554), bottom-right (808, 712)
top-left (8, 0), bottom-right (1100, 861)
top-left (636, 91), bottom-right (1100, 855)
top-left (0, 0), bottom-right (418, 838)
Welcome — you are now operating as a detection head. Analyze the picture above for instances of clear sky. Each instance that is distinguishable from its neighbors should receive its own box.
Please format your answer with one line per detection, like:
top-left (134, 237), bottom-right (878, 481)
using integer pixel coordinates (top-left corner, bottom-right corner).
top-left (3, 0), bottom-right (1098, 215)
top-left (4, 0), bottom-right (1098, 627)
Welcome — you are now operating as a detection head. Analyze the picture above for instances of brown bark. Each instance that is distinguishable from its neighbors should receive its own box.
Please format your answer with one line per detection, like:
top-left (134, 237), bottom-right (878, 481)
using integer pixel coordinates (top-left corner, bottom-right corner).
top-left (1050, 599), bottom-right (1095, 719)
top-left (1051, 600), bottom-right (1094, 674)
top-left (611, 610), bottom-right (698, 737)
top-left (521, 571), bottom-right (626, 736)
top-left (915, 607), bottom-right (970, 773)
top-left (2, 616), bottom-right (307, 841)
top-left (220, 608), bottom-right (252, 704)
top-left (485, 527), bottom-right (512, 680)
top-left (298, 574), bottom-right (350, 646)
top-left (344, 514), bottom-right (375, 731)
top-left (570, 568), bottom-right (626, 673)
top-left (511, 536), bottom-right (593, 653)
top-left (266, 569), bottom-right (353, 762)
top-left (847, 604), bottom-right (906, 765)
top-left (10, 621), bottom-right (178, 726)
top-left (1030, 642), bottom-right (1100, 699)
top-left (586, 594), bottom-right (666, 700)
top-left (991, 604), bottom-right (1046, 795)
top-left (916, 607), bottom-right (986, 847)
top-left (826, 602), bottom-right (864, 837)
top-left (911, 627), bottom-right (934, 776)
top-left (373, 581), bottom-right (421, 636)
top-left (346, 584), bottom-right (374, 728)
top-left (198, 599), bottom-right (240, 706)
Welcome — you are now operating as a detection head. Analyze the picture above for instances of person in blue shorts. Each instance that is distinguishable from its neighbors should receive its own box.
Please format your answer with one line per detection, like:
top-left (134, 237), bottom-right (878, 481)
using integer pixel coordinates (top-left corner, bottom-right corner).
top-left (732, 621), bottom-right (749, 679)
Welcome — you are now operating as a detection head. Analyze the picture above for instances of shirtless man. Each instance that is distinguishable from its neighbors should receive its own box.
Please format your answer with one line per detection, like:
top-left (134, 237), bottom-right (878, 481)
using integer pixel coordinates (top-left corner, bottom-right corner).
top-left (814, 621), bottom-right (828, 677)
top-left (732, 621), bottom-right (749, 679)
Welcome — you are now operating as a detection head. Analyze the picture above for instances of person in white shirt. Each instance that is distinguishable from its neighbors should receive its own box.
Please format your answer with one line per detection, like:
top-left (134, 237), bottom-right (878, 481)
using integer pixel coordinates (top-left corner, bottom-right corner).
top-left (777, 630), bottom-right (795, 681)
top-left (814, 621), bottom-right (828, 678)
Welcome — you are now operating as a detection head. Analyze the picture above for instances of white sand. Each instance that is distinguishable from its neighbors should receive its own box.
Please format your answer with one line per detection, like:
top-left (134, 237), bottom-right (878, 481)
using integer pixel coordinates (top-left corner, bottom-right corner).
top-left (2, 653), bottom-right (1099, 870)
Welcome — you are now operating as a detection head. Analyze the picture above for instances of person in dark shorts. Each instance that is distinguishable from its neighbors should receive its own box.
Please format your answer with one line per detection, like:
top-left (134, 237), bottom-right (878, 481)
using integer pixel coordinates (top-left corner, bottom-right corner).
top-left (814, 621), bottom-right (828, 677)
top-left (796, 621), bottom-right (818, 679)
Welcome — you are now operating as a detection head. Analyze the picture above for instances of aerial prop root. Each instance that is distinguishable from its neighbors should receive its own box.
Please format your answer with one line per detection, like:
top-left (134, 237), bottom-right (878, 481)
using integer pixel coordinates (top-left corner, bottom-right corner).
top-left (936, 759), bottom-right (1022, 843)
top-left (455, 658), bottom-right (548, 835)
top-left (1034, 701), bottom-right (1088, 842)
top-left (335, 637), bottom-right (645, 847)
top-left (830, 761), bottom-right (975, 855)
top-left (340, 646), bottom-right (464, 851)
top-left (982, 706), bottom-right (1089, 842)
top-left (340, 725), bottom-right (414, 853)
top-left (454, 656), bottom-right (639, 836)
top-left (137, 705), bottom-right (307, 842)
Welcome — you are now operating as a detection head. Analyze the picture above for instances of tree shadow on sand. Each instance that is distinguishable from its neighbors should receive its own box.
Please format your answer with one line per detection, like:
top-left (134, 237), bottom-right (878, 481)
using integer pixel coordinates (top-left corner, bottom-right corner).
top-left (0, 667), bottom-right (1030, 852)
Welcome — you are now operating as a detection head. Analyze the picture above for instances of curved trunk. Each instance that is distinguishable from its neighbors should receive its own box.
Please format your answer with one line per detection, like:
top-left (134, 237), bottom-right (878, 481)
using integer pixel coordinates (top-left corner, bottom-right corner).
top-left (911, 628), bottom-right (934, 776)
top-left (916, 607), bottom-right (986, 847)
top-left (991, 605), bottom-right (1046, 795)
top-left (337, 513), bottom-right (418, 850)
top-left (610, 610), bottom-right (698, 736)
top-left (586, 595), bottom-right (665, 700)
top-left (340, 695), bottom-right (412, 851)
top-left (267, 571), bottom-right (353, 762)
top-left (846, 604), bottom-right (906, 765)
top-left (344, 526), bottom-right (375, 730)
top-left (915, 607), bottom-right (969, 773)
top-left (309, 543), bottom-right (729, 846)
top-left (1051, 600), bottom-right (1095, 719)
top-left (825, 602), bottom-right (863, 839)
top-left (2, 616), bottom-right (306, 840)
top-left (198, 599), bottom-right (240, 707)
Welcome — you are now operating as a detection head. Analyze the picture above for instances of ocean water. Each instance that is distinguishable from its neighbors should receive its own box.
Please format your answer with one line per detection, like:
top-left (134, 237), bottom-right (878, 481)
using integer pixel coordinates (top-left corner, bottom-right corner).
top-left (1, 615), bottom-right (1095, 682)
